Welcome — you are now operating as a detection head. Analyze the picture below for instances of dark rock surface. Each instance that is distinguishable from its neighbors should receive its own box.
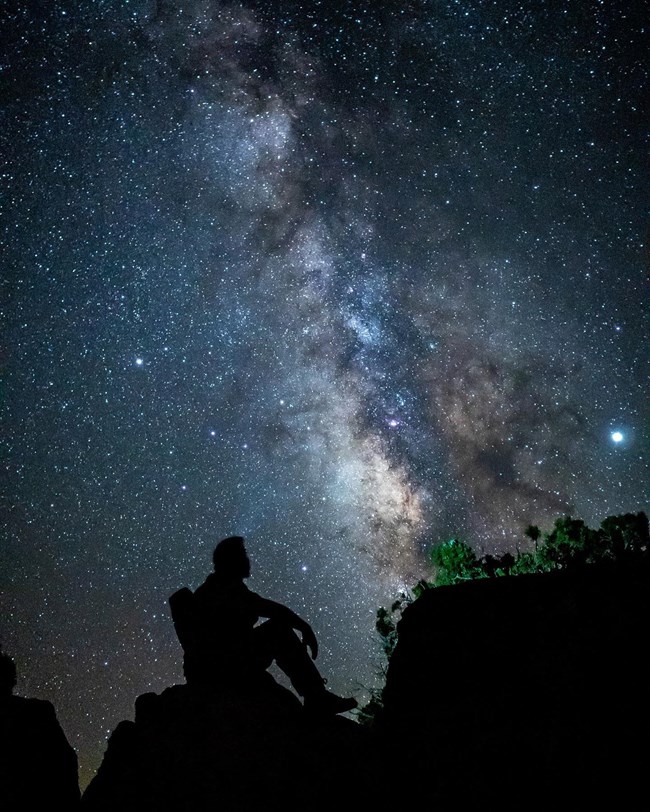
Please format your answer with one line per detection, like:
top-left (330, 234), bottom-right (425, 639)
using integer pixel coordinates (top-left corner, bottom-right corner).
top-left (81, 673), bottom-right (373, 811)
top-left (378, 562), bottom-right (650, 807)
top-left (0, 694), bottom-right (80, 809)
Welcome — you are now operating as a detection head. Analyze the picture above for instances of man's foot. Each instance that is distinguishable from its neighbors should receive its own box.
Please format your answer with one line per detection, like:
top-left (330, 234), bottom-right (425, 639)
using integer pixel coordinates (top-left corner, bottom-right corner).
top-left (304, 690), bottom-right (358, 716)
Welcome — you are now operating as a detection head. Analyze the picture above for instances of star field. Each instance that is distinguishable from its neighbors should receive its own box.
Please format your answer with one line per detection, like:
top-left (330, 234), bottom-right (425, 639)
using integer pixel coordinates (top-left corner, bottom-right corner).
top-left (2, 0), bottom-right (647, 788)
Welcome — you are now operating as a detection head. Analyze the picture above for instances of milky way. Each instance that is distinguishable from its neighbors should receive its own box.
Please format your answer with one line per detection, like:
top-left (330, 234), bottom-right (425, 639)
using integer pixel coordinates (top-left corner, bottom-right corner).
top-left (2, 0), bottom-right (647, 786)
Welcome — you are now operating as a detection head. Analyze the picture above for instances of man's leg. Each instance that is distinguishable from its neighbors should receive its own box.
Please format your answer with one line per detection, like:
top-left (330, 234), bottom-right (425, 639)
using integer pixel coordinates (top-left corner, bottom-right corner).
top-left (253, 619), bottom-right (323, 697)
top-left (253, 620), bottom-right (357, 714)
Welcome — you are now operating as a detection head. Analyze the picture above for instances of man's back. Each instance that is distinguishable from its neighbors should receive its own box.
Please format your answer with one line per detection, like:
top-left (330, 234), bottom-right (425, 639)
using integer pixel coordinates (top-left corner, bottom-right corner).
top-left (179, 575), bottom-right (264, 684)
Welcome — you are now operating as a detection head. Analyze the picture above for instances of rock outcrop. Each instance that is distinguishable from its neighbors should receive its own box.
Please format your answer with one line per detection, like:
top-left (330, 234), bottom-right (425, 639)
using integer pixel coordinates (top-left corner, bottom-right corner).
top-left (378, 561), bottom-right (650, 807)
top-left (81, 674), bottom-right (372, 811)
top-left (0, 694), bottom-right (80, 809)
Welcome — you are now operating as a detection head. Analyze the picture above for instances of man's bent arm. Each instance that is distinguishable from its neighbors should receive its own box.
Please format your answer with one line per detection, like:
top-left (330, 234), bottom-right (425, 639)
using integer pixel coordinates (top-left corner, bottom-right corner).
top-left (254, 596), bottom-right (318, 659)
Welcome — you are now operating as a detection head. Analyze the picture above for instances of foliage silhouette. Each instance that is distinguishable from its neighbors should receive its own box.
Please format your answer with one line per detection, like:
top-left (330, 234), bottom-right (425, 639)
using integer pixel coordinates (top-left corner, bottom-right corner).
top-left (430, 538), bottom-right (481, 585)
top-left (358, 511), bottom-right (648, 723)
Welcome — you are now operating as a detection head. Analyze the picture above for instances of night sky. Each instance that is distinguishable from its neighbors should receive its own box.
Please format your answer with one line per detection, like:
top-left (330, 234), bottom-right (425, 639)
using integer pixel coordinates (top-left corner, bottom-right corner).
top-left (2, 0), bottom-right (647, 787)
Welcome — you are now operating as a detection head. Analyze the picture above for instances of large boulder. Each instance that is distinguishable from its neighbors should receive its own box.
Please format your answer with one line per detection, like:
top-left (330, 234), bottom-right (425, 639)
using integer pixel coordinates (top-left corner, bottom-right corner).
top-left (377, 563), bottom-right (649, 807)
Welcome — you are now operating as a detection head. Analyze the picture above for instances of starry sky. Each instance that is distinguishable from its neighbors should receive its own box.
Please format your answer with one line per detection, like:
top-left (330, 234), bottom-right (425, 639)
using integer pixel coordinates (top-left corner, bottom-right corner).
top-left (2, 0), bottom-right (647, 788)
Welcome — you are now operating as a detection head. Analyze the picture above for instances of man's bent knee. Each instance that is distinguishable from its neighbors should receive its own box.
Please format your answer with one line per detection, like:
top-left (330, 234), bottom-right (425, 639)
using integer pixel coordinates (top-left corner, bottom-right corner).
top-left (259, 617), bottom-right (299, 642)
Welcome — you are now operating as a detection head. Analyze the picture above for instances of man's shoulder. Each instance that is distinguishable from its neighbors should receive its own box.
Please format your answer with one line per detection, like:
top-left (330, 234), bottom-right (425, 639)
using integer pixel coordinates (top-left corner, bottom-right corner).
top-left (195, 574), bottom-right (255, 599)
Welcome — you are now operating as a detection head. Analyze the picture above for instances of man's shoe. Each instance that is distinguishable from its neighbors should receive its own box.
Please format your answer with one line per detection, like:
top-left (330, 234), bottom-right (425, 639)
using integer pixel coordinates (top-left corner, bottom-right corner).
top-left (304, 690), bottom-right (358, 715)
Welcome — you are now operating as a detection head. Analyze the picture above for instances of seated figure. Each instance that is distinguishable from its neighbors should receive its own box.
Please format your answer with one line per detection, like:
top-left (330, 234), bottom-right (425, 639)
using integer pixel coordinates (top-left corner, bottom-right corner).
top-left (170, 536), bottom-right (357, 715)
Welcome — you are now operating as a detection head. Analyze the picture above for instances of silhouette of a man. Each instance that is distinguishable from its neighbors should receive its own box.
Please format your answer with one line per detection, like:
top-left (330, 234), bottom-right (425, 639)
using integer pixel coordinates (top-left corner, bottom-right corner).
top-left (184, 536), bottom-right (357, 715)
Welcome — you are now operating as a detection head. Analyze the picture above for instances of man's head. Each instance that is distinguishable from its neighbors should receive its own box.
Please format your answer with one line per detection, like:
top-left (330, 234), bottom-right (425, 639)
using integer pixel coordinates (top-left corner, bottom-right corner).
top-left (212, 536), bottom-right (251, 579)
top-left (0, 649), bottom-right (17, 697)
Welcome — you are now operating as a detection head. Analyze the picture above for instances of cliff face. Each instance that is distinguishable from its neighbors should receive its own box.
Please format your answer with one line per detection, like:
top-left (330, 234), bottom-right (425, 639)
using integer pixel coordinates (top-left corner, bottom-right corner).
top-left (378, 563), bottom-right (650, 806)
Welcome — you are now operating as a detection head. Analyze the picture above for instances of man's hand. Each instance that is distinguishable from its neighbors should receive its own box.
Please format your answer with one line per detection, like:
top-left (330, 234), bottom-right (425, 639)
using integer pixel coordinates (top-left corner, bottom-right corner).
top-left (298, 623), bottom-right (318, 660)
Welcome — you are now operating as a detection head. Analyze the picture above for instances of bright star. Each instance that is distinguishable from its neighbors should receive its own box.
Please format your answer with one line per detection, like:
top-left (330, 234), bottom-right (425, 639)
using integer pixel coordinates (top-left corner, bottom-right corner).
top-left (611, 431), bottom-right (624, 443)
top-left (135, 357), bottom-right (144, 366)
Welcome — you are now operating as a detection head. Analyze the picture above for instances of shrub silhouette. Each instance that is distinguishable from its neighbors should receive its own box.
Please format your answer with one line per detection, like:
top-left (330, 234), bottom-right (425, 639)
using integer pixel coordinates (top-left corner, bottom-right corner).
top-left (358, 511), bottom-right (648, 724)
